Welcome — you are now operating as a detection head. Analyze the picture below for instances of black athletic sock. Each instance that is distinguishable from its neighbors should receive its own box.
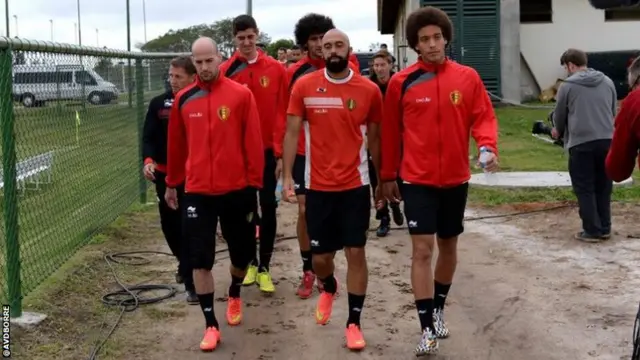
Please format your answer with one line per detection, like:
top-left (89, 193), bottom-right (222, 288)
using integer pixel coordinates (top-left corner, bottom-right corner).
top-left (434, 281), bottom-right (451, 310)
top-left (258, 207), bottom-right (276, 272)
top-left (415, 298), bottom-right (435, 332)
top-left (320, 274), bottom-right (337, 294)
top-left (197, 293), bottom-right (218, 329)
top-left (301, 250), bottom-right (313, 272)
top-left (346, 293), bottom-right (366, 327)
top-left (228, 275), bottom-right (243, 298)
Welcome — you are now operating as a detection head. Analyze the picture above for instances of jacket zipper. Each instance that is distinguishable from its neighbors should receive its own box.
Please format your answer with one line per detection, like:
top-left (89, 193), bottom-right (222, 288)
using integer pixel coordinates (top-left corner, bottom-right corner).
top-left (208, 84), bottom-right (214, 193)
top-left (436, 72), bottom-right (442, 187)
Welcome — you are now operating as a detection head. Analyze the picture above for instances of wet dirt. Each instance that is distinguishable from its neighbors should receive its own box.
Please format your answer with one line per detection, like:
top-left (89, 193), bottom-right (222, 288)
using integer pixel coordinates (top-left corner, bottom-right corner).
top-left (97, 202), bottom-right (639, 359)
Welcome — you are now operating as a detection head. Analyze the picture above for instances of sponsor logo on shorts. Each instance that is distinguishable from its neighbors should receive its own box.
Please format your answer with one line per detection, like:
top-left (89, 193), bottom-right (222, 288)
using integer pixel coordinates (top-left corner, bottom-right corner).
top-left (187, 206), bottom-right (198, 219)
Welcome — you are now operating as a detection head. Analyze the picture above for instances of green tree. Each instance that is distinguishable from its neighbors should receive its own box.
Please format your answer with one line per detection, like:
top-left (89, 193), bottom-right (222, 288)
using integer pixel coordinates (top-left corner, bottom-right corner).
top-left (266, 38), bottom-right (295, 58)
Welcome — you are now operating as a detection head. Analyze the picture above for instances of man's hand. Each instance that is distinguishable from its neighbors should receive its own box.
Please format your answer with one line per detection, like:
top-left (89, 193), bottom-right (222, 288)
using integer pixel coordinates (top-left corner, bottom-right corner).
top-left (281, 176), bottom-right (297, 203)
top-left (165, 188), bottom-right (178, 210)
top-left (274, 158), bottom-right (283, 181)
top-left (480, 152), bottom-right (499, 173)
top-left (374, 185), bottom-right (386, 210)
top-left (143, 162), bottom-right (156, 181)
top-left (551, 127), bottom-right (559, 139)
top-left (382, 181), bottom-right (401, 203)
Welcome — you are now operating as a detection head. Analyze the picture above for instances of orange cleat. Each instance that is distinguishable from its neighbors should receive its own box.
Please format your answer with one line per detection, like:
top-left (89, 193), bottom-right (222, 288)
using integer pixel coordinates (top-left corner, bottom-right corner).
top-left (315, 291), bottom-right (335, 325)
top-left (345, 324), bottom-right (366, 350)
top-left (199, 326), bottom-right (221, 351)
top-left (297, 271), bottom-right (316, 299)
top-left (226, 297), bottom-right (243, 326)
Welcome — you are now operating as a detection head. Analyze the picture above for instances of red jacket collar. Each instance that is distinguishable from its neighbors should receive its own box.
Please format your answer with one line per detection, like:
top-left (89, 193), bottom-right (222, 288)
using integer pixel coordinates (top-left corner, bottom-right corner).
top-left (417, 57), bottom-right (451, 72)
top-left (231, 48), bottom-right (266, 64)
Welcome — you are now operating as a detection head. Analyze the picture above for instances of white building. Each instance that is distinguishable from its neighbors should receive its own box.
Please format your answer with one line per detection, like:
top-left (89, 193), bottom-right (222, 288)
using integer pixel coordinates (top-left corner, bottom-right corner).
top-left (378, 0), bottom-right (640, 102)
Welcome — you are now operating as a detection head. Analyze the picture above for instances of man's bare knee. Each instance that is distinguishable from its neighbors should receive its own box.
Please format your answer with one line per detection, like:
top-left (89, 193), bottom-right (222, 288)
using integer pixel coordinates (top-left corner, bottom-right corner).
top-left (344, 247), bottom-right (366, 269)
top-left (412, 235), bottom-right (434, 264)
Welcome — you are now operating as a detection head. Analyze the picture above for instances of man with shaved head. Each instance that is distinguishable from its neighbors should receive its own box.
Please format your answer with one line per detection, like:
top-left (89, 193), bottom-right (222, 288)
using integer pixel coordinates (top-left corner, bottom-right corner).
top-left (282, 28), bottom-right (383, 352)
top-left (165, 36), bottom-right (264, 352)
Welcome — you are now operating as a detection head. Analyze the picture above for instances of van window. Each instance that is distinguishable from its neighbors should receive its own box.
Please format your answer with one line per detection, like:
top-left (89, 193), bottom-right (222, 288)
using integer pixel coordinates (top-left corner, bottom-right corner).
top-left (75, 70), bottom-right (97, 86)
top-left (14, 71), bottom-right (73, 84)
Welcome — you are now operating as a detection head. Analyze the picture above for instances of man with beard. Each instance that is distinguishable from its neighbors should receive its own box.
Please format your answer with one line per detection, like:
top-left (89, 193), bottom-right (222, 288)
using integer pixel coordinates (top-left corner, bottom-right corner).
top-left (220, 14), bottom-right (288, 294)
top-left (380, 7), bottom-right (498, 355)
top-left (368, 50), bottom-right (403, 237)
top-left (282, 28), bottom-right (382, 352)
top-left (165, 37), bottom-right (264, 352)
top-left (273, 13), bottom-right (360, 300)
top-left (142, 56), bottom-right (198, 304)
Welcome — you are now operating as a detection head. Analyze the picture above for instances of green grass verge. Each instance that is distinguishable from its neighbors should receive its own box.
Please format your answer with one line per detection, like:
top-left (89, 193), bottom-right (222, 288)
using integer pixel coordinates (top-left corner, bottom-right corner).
top-left (0, 98), bottom-right (153, 304)
top-left (468, 107), bottom-right (640, 205)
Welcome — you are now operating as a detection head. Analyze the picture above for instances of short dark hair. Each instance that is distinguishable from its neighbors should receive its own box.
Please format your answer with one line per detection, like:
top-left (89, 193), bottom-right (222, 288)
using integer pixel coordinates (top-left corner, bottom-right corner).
top-left (291, 45), bottom-right (301, 51)
top-left (232, 15), bottom-right (258, 35)
top-left (560, 49), bottom-right (588, 67)
top-left (169, 56), bottom-right (196, 75)
top-left (373, 50), bottom-right (392, 63)
top-left (294, 13), bottom-right (335, 47)
top-left (405, 6), bottom-right (453, 50)
top-left (380, 43), bottom-right (388, 48)
top-left (278, 47), bottom-right (287, 52)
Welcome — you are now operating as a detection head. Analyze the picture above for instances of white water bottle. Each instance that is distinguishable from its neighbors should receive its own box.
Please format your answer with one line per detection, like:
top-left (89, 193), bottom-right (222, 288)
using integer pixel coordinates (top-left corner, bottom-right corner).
top-left (478, 146), bottom-right (497, 185)
top-left (275, 178), bottom-right (283, 204)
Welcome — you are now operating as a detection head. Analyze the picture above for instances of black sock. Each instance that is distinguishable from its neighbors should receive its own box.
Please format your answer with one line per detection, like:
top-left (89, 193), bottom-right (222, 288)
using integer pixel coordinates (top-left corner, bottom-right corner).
top-left (320, 274), bottom-right (337, 294)
top-left (346, 293), bottom-right (366, 327)
top-left (228, 275), bottom-right (243, 298)
top-left (434, 281), bottom-right (451, 310)
top-left (301, 251), bottom-right (313, 272)
top-left (258, 264), bottom-right (269, 272)
top-left (197, 293), bottom-right (218, 329)
top-left (415, 298), bottom-right (435, 332)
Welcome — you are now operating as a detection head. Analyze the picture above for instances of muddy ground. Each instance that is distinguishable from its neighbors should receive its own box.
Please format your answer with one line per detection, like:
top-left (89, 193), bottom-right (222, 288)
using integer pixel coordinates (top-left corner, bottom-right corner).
top-left (12, 201), bottom-right (640, 360)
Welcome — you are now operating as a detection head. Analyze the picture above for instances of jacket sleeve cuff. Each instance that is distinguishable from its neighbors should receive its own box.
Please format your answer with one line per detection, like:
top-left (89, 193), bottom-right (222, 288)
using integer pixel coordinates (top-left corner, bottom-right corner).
top-left (478, 145), bottom-right (497, 155)
top-left (144, 157), bottom-right (154, 165)
top-left (379, 171), bottom-right (397, 182)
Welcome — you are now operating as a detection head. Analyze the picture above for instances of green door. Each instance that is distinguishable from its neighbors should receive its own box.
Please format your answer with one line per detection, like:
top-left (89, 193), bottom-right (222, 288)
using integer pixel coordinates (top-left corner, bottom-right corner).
top-left (420, 0), bottom-right (502, 97)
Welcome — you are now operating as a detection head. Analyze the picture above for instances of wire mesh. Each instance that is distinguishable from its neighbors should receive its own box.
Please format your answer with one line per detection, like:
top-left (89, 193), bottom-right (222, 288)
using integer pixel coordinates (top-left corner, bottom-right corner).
top-left (0, 40), bottom-right (180, 312)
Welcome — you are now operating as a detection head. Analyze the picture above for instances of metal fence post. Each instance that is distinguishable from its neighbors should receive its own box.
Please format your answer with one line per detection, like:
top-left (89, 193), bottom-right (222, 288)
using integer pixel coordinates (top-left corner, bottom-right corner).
top-left (135, 58), bottom-right (147, 204)
top-left (0, 46), bottom-right (22, 317)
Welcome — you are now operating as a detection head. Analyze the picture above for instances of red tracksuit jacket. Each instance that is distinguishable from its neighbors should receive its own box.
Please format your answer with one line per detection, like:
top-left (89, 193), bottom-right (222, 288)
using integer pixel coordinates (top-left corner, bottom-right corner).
top-left (605, 88), bottom-right (640, 182)
top-left (380, 58), bottom-right (498, 187)
top-left (274, 55), bottom-right (361, 157)
top-left (165, 75), bottom-right (264, 194)
top-left (219, 50), bottom-right (288, 152)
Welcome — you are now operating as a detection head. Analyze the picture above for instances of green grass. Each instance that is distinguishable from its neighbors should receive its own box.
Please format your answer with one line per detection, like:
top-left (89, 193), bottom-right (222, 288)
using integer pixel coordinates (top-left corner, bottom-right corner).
top-left (0, 97), bottom-right (153, 304)
top-left (468, 107), bottom-right (640, 205)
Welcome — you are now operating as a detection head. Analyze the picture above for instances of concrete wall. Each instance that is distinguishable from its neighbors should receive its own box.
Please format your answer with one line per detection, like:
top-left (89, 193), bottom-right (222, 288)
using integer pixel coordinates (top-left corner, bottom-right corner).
top-left (392, 0), bottom-right (420, 70)
top-left (500, 0), bottom-right (522, 103)
top-left (521, 0), bottom-right (640, 92)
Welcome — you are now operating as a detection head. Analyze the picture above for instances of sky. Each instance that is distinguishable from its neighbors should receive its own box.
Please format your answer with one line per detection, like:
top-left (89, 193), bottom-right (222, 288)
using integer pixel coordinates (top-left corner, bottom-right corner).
top-left (5, 0), bottom-right (393, 52)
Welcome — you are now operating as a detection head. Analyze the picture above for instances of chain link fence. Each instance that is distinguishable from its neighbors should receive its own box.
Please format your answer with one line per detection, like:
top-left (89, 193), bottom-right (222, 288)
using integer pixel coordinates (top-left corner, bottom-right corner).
top-left (0, 37), bottom-right (185, 317)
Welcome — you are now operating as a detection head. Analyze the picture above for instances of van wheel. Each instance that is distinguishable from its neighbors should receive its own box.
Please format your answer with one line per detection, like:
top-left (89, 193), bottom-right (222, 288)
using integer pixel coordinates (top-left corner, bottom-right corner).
top-left (21, 93), bottom-right (35, 107)
top-left (88, 92), bottom-right (102, 105)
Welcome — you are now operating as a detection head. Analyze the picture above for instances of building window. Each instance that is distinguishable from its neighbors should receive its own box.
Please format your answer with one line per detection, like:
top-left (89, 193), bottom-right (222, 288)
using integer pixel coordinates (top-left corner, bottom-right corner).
top-left (605, 7), bottom-right (640, 21)
top-left (520, 0), bottom-right (553, 23)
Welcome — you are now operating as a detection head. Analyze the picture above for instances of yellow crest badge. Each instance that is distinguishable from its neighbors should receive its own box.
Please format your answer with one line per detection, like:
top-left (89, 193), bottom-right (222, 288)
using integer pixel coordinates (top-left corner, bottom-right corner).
top-left (217, 106), bottom-right (230, 121)
top-left (259, 76), bottom-right (270, 88)
top-left (347, 98), bottom-right (357, 111)
top-left (450, 90), bottom-right (462, 105)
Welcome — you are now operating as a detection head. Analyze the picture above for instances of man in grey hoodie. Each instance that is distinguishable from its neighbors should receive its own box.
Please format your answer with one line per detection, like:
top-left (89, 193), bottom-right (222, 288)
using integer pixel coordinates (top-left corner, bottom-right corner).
top-left (553, 48), bottom-right (617, 242)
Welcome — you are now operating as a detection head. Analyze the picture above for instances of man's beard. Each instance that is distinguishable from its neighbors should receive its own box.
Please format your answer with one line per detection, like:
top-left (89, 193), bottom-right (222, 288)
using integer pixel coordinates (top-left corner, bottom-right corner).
top-left (325, 54), bottom-right (350, 73)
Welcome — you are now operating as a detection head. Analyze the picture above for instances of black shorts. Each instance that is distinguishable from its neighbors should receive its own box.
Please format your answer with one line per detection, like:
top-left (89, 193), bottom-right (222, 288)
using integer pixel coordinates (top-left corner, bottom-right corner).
top-left (305, 185), bottom-right (371, 254)
top-left (182, 188), bottom-right (258, 270)
top-left (292, 154), bottom-right (306, 196)
top-left (401, 182), bottom-right (468, 238)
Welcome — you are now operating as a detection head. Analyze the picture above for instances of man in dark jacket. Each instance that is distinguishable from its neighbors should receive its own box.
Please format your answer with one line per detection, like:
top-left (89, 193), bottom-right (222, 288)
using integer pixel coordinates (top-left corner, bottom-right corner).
top-left (142, 56), bottom-right (197, 303)
top-left (368, 50), bottom-right (403, 237)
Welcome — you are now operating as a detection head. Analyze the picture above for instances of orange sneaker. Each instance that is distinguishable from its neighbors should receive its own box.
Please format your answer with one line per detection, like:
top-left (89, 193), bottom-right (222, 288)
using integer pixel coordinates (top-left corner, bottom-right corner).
top-left (345, 324), bottom-right (366, 350)
top-left (297, 271), bottom-right (316, 299)
top-left (199, 326), bottom-right (221, 351)
top-left (226, 297), bottom-right (242, 326)
top-left (315, 291), bottom-right (335, 325)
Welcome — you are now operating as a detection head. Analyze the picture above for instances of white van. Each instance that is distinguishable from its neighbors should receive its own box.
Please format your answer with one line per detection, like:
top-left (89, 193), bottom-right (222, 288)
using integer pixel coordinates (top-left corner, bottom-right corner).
top-left (12, 65), bottom-right (120, 107)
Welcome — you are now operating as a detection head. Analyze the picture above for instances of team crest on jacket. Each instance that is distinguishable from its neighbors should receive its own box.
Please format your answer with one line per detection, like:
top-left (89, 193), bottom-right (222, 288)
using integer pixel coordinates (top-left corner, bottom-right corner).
top-left (347, 98), bottom-right (356, 111)
top-left (450, 90), bottom-right (462, 105)
top-left (218, 106), bottom-right (230, 121)
top-left (259, 76), bottom-right (270, 88)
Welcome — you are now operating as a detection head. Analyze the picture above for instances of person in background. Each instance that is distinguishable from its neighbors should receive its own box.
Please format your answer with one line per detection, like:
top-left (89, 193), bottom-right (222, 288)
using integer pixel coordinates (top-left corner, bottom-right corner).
top-left (605, 56), bottom-right (640, 183)
top-left (142, 56), bottom-right (197, 304)
top-left (380, 43), bottom-right (396, 64)
top-left (368, 50), bottom-right (403, 237)
top-left (273, 13), bottom-right (361, 300)
top-left (165, 37), bottom-right (264, 352)
top-left (277, 47), bottom-right (288, 65)
top-left (552, 48), bottom-right (617, 242)
top-left (380, 6), bottom-right (498, 355)
top-left (220, 15), bottom-right (288, 293)
top-left (288, 45), bottom-right (303, 64)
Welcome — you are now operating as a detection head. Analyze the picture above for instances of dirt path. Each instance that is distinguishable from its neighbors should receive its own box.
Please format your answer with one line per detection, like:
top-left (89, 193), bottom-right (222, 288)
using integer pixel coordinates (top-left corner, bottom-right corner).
top-left (107, 202), bottom-right (636, 360)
